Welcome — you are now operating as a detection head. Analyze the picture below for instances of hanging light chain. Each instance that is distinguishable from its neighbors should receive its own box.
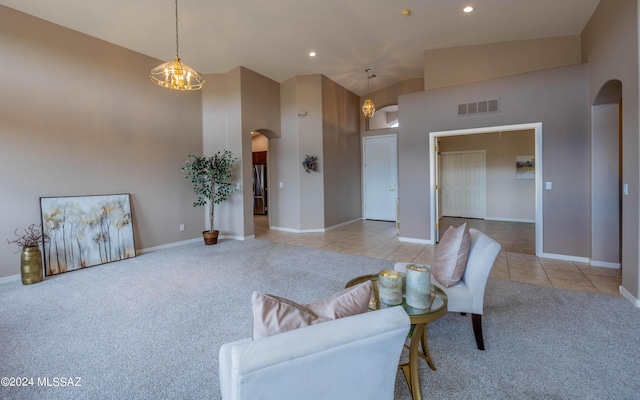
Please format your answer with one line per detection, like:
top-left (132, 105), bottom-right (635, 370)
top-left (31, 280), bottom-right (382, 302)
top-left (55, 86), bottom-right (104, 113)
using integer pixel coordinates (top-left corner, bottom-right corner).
top-left (366, 68), bottom-right (371, 93)
top-left (148, 0), bottom-right (205, 90)
top-left (175, 0), bottom-right (180, 58)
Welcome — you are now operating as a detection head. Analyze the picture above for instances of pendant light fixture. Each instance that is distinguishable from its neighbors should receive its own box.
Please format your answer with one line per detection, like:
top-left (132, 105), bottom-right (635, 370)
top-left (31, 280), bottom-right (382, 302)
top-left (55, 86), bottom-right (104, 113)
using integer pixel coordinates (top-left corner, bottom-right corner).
top-left (150, 0), bottom-right (205, 90)
top-left (362, 68), bottom-right (376, 118)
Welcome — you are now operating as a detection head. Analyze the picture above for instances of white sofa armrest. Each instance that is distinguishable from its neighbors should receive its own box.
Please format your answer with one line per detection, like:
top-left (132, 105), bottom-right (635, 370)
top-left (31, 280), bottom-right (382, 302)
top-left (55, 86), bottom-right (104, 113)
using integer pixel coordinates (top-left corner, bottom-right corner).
top-left (218, 306), bottom-right (410, 400)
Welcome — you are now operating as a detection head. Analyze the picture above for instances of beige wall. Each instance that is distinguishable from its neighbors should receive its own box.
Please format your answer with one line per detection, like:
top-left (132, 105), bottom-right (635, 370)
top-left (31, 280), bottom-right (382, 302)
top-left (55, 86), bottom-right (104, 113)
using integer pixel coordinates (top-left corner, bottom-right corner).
top-left (361, 78), bottom-right (424, 137)
top-left (322, 76), bottom-right (362, 227)
top-left (298, 75), bottom-right (325, 230)
top-left (439, 131), bottom-right (536, 222)
top-left (582, 0), bottom-right (639, 298)
top-left (240, 67), bottom-right (281, 235)
top-left (424, 36), bottom-right (582, 90)
top-left (271, 78), bottom-right (302, 230)
top-left (272, 75), bottom-right (325, 231)
top-left (201, 69), bottom-right (243, 237)
top-left (272, 75), bottom-right (361, 232)
top-left (0, 6), bottom-right (203, 278)
top-left (201, 67), bottom-right (281, 238)
top-left (591, 103), bottom-right (621, 266)
top-left (399, 65), bottom-right (590, 257)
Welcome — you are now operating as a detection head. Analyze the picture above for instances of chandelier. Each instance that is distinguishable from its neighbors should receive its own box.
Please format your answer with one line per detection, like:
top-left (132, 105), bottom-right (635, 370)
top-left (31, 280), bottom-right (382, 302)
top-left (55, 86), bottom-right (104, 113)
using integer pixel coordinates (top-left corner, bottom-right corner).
top-left (362, 68), bottom-right (376, 118)
top-left (150, 0), bottom-right (205, 90)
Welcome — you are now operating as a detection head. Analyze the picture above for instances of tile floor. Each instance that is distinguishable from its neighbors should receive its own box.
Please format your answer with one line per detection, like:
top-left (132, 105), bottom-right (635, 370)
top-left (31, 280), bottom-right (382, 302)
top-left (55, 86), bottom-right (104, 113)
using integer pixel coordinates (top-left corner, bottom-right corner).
top-left (254, 215), bottom-right (622, 298)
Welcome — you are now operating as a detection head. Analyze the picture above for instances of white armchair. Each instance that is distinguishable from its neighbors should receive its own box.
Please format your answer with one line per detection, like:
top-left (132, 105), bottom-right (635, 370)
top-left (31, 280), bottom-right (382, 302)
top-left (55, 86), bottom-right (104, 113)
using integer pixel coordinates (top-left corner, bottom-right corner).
top-left (218, 306), bottom-right (410, 400)
top-left (395, 228), bottom-right (501, 350)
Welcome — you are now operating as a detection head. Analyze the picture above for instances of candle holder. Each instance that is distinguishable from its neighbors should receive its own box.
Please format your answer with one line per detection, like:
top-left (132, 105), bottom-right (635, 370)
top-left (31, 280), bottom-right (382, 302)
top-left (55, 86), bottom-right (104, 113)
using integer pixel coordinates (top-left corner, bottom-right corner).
top-left (378, 270), bottom-right (404, 305)
top-left (405, 264), bottom-right (432, 309)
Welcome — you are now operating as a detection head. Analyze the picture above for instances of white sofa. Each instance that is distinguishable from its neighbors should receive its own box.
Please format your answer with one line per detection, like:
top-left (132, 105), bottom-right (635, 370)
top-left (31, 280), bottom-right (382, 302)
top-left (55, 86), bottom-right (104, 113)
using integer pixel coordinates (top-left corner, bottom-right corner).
top-left (219, 306), bottom-right (410, 400)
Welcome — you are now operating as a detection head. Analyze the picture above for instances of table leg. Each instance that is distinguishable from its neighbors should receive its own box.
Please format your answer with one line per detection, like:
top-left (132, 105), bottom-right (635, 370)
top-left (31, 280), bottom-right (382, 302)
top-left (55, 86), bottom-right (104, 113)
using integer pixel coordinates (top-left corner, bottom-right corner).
top-left (408, 323), bottom-right (427, 400)
top-left (420, 325), bottom-right (437, 371)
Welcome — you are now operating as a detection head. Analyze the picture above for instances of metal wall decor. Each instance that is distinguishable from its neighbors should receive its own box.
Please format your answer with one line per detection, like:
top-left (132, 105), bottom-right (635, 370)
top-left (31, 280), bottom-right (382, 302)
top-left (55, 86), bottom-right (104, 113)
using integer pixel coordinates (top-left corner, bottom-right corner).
top-left (302, 155), bottom-right (319, 173)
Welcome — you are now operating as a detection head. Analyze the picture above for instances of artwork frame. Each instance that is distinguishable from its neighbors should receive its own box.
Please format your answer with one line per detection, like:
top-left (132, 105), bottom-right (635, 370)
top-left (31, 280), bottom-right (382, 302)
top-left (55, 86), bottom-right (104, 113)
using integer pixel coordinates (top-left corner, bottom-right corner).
top-left (516, 155), bottom-right (535, 180)
top-left (40, 193), bottom-right (135, 277)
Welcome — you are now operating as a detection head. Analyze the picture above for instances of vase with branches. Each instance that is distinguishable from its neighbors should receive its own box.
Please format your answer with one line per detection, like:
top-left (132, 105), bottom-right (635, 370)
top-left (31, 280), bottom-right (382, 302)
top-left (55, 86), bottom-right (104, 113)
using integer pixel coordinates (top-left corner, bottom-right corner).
top-left (182, 150), bottom-right (238, 245)
top-left (7, 223), bottom-right (48, 284)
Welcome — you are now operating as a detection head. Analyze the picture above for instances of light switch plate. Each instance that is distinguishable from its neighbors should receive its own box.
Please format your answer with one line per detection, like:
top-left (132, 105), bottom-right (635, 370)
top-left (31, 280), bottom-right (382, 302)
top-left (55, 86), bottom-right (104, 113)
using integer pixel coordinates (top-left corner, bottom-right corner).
top-left (545, 182), bottom-right (552, 190)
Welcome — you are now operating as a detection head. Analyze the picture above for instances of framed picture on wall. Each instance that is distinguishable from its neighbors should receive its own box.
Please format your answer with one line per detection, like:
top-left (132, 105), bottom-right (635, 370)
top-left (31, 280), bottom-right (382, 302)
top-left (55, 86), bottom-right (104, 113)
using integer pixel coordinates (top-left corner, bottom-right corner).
top-left (40, 193), bottom-right (135, 276)
top-left (516, 155), bottom-right (535, 180)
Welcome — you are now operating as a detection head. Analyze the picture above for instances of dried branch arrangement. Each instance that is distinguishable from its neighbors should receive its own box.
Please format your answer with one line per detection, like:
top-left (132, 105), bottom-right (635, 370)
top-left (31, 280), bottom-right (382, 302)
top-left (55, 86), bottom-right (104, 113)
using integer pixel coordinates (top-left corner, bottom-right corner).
top-left (7, 223), bottom-right (48, 251)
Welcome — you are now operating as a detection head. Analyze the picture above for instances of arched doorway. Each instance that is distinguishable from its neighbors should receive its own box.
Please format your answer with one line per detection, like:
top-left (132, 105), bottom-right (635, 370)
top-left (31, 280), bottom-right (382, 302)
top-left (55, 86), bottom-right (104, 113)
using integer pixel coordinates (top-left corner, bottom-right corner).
top-left (591, 79), bottom-right (622, 268)
top-left (251, 129), bottom-right (277, 237)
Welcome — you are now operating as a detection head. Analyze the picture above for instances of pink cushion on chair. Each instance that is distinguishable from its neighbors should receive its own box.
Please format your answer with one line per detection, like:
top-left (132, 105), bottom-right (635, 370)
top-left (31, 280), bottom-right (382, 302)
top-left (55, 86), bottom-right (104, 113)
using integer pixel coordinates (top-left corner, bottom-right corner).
top-left (432, 223), bottom-right (471, 287)
top-left (306, 281), bottom-right (372, 319)
top-left (252, 280), bottom-right (372, 340)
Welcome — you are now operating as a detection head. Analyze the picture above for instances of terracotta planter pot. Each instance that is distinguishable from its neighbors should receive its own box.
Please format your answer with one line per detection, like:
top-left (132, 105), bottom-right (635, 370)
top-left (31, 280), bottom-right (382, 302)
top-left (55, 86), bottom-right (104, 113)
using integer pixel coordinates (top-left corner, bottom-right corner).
top-left (203, 230), bottom-right (219, 245)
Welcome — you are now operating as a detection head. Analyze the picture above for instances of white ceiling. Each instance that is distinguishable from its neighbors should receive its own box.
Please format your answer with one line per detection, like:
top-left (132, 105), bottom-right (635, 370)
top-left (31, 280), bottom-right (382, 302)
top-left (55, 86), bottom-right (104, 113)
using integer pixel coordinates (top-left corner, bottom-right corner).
top-left (0, 0), bottom-right (601, 95)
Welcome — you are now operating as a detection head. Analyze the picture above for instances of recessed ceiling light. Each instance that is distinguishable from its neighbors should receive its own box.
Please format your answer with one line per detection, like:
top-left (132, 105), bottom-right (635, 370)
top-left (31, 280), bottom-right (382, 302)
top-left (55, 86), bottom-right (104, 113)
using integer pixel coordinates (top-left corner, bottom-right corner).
top-left (309, 51), bottom-right (317, 57)
top-left (463, 6), bottom-right (474, 13)
top-left (401, 9), bottom-right (411, 17)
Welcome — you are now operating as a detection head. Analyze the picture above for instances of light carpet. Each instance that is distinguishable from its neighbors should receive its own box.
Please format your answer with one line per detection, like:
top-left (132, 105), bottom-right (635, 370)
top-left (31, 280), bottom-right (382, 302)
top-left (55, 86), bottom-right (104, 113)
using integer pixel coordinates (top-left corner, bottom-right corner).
top-left (1, 238), bottom-right (638, 399)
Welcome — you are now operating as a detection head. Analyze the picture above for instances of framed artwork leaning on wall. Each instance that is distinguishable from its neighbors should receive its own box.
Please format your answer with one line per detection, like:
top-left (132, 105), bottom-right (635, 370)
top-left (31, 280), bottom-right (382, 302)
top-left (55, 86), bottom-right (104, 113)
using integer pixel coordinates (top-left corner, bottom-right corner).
top-left (40, 193), bottom-right (135, 276)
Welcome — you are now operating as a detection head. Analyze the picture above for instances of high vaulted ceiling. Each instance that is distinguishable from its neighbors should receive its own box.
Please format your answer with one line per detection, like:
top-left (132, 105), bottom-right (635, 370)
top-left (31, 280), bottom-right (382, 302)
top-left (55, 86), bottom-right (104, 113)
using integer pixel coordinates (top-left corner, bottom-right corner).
top-left (0, 0), bottom-right (601, 95)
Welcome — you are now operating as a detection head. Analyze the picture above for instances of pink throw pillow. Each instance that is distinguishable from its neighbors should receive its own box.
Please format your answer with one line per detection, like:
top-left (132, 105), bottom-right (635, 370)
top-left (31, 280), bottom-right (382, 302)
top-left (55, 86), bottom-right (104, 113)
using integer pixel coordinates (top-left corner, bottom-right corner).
top-left (251, 280), bottom-right (372, 340)
top-left (432, 223), bottom-right (471, 287)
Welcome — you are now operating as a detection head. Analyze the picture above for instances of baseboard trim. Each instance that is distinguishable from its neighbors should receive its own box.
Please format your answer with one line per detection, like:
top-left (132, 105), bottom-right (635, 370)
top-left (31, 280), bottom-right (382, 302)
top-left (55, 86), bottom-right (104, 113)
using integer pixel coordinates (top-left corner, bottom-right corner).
top-left (619, 285), bottom-right (640, 308)
top-left (398, 236), bottom-right (434, 245)
top-left (270, 226), bottom-right (325, 233)
top-left (138, 238), bottom-right (203, 254)
top-left (222, 234), bottom-right (247, 241)
top-left (485, 217), bottom-right (535, 223)
top-left (537, 252), bottom-right (621, 269)
top-left (0, 274), bottom-right (21, 284)
top-left (270, 218), bottom-right (364, 234)
top-left (590, 260), bottom-right (621, 269)
top-left (138, 235), bottom-right (247, 254)
top-left (538, 252), bottom-right (589, 264)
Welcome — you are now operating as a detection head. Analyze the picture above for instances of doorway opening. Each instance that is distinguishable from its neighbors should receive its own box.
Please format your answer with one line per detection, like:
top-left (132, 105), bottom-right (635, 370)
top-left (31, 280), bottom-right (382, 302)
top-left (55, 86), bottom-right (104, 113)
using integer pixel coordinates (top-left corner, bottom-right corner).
top-left (251, 130), bottom-right (269, 235)
top-left (430, 123), bottom-right (543, 256)
top-left (591, 79), bottom-right (622, 269)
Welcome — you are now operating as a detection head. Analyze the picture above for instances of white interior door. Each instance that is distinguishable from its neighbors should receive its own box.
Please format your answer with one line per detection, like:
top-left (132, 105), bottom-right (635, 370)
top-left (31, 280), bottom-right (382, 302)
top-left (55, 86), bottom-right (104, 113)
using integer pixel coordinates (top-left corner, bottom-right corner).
top-left (441, 151), bottom-right (486, 219)
top-left (363, 135), bottom-right (398, 221)
top-left (461, 152), bottom-right (486, 218)
top-left (441, 154), bottom-right (462, 217)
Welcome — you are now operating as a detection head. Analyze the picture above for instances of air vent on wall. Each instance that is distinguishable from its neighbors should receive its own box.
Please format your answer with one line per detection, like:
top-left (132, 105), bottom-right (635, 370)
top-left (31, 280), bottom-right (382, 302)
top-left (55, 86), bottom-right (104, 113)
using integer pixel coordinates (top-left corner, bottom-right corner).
top-left (457, 98), bottom-right (500, 116)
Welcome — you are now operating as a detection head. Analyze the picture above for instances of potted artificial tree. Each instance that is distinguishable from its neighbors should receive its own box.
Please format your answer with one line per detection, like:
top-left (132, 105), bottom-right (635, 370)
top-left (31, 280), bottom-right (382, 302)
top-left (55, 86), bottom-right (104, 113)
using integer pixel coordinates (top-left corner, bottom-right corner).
top-left (182, 150), bottom-right (238, 245)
